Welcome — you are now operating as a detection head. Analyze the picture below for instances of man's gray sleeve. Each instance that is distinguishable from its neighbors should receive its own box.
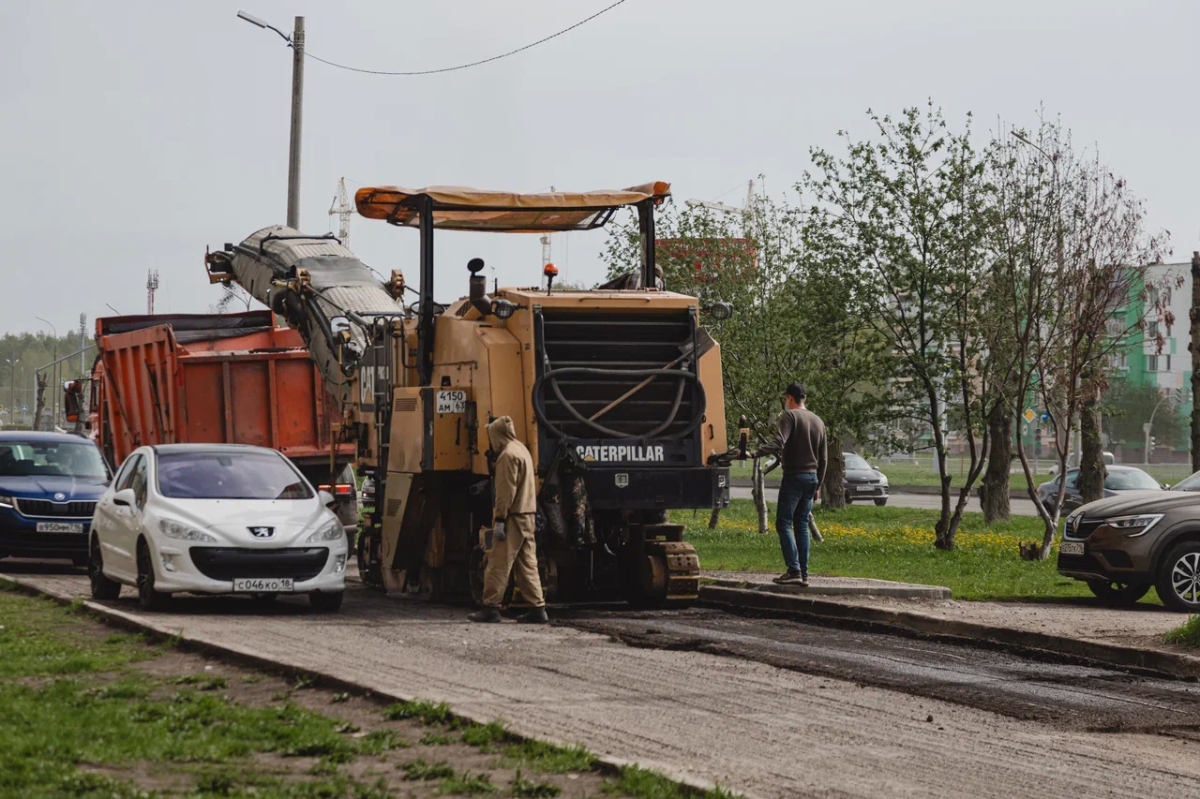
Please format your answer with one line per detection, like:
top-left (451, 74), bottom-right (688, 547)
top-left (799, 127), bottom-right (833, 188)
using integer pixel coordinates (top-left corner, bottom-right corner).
top-left (754, 412), bottom-right (792, 459)
top-left (816, 424), bottom-right (828, 487)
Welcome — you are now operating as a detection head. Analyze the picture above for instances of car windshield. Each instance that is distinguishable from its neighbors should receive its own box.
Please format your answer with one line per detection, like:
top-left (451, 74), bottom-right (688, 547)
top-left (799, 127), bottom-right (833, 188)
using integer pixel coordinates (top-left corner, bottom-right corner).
top-left (1172, 472), bottom-right (1200, 492)
top-left (1105, 469), bottom-right (1160, 491)
top-left (0, 440), bottom-right (108, 480)
top-left (157, 451), bottom-right (313, 500)
top-left (844, 454), bottom-right (871, 471)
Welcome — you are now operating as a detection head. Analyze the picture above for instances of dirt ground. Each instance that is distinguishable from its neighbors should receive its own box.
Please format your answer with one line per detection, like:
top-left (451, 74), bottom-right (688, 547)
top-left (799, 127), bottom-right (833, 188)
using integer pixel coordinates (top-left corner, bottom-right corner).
top-left (10, 563), bottom-right (1200, 799)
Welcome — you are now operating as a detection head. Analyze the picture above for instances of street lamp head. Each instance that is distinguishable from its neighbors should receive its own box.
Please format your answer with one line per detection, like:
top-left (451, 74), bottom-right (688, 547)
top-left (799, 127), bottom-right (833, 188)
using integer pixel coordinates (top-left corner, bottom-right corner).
top-left (237, 10), bottom-right (268, 28)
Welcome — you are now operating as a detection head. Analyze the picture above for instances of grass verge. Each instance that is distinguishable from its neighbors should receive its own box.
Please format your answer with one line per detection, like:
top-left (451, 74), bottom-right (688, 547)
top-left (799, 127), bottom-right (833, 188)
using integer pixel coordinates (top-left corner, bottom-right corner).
top-left (1164, 616), bottom-right (1200, 648)
top-left (0, 581), bottom-right (740, 798)
top-left (677, 500), bottom-right (1163, 604)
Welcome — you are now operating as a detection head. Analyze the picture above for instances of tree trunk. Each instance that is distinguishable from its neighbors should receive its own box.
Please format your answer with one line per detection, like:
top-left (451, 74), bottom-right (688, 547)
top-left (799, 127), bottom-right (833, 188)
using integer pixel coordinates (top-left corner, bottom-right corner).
top-left (927, 385), bottom-right (954, 549)
top-left (821, 437), bottom-right (846, 509)
top-left (980, 401), bottom-right (1012, 524)
top-left (751, 458), bottom-right (769, 535)
top-left (1190, 252), bottom-right (1200, 474)
top-left (32, 373), bottom-right (47, 432)
top-left (708, 506), bottom-right (721, 529)
top-left (1077, 381), bottom-right (1106, 504)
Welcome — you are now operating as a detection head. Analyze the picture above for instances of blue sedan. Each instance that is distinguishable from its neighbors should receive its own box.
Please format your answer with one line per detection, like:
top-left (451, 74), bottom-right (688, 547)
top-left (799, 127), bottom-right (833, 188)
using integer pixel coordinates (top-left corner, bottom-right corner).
top-left (0, 432), bottom-right (110, 565)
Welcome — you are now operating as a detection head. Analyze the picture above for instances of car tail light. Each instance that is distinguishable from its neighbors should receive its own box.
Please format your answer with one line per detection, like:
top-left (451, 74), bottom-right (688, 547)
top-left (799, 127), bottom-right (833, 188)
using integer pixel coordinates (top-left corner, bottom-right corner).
top-left (318, 484), bottom-right (356, 496)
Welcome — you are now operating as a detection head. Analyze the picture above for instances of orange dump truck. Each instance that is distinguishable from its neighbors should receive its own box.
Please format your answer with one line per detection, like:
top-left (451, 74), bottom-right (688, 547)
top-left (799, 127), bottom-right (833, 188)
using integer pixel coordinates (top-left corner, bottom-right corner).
top-left (88, 311), bottom-right (359, 535)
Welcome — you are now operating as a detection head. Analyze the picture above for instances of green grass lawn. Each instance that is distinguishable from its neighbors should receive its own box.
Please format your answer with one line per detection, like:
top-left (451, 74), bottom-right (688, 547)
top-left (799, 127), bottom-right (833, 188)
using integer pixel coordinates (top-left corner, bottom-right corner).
top-left (674, 500), bottom-right (1163, 605)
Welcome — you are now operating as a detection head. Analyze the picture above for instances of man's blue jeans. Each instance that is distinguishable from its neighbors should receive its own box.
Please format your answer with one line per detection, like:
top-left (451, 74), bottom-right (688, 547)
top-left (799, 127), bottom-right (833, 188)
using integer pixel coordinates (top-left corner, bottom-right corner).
top-left (776, 472), bottom-right (819, 575)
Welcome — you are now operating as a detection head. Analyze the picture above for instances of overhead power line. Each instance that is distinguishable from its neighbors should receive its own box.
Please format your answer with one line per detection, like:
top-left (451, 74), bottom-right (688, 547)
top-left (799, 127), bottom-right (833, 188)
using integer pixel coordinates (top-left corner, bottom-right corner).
top-left (302, 0), bottom-right (628, 76)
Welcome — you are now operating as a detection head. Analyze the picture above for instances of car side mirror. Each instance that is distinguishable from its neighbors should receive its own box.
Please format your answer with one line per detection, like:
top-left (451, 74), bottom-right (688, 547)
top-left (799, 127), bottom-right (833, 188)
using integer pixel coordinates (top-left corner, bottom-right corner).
top-left (112, 488), bottom-right (136, 508)
top-left (1162, 483), bottom-right (1171, 490)
top-left (318, 489), bottom-right (336, 508)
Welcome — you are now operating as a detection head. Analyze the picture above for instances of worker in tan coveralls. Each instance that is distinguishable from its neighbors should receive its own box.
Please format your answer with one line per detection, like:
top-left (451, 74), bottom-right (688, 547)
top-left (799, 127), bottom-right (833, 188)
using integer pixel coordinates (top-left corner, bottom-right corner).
top-left (468, 416), bottom-right (549, 624)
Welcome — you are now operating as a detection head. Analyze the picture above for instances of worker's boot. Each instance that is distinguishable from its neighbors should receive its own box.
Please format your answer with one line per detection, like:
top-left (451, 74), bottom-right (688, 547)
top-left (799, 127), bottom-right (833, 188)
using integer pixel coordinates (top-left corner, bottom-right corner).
top-left (468, 608), bottom-right (502, 623)
top-left (517, 606), bottom-right (549, 625)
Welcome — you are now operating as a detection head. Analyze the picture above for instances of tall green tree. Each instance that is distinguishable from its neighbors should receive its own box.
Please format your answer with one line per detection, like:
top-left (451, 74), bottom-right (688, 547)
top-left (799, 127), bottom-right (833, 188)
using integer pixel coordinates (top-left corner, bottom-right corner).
top-left (801, 103), bottom-right (994, 548)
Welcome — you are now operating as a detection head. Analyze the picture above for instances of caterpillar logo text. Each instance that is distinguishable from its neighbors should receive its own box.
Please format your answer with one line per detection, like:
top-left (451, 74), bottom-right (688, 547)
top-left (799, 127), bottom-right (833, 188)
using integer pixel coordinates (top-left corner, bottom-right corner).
top-left (576, 445), bottom-right (665, 463)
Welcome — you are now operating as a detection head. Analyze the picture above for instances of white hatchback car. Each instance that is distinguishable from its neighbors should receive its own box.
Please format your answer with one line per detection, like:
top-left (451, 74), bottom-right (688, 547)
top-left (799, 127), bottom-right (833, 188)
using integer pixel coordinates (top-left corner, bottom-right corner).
top-left (88, 444), bottom-right (347, 612)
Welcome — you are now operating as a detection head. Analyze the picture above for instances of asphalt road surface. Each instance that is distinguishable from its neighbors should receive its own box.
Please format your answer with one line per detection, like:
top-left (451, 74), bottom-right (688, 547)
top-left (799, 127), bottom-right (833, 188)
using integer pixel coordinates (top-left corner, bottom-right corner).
top-left (731, 486), bottom-right (1041, 516)
top-left (5, 560), bottom-right (1199, 799)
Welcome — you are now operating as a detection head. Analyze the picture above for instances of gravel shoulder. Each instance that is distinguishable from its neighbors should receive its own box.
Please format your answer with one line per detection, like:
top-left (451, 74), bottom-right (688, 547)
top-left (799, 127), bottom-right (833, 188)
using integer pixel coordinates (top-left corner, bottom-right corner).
top-left (7, 562), bottom-right (1200, 799)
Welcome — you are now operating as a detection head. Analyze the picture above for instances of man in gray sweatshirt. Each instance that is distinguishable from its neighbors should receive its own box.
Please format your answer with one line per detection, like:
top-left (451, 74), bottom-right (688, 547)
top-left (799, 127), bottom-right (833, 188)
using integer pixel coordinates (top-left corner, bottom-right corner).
top-left (754, 382), bottom-right (827, 585)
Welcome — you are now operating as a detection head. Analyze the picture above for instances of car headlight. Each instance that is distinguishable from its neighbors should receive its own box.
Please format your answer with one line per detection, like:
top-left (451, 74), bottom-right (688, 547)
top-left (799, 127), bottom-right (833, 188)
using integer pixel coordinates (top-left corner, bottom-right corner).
top-left (878, 474), bottom-right (888, 486)
top-left (306, 519), bottom-right (344, 543)
top-left (1104, 514), bottom-right (1164, 538)
top-left (158, 518), bottom-right (217, 542)
top-left (0, 494), bottom-right (13, 509)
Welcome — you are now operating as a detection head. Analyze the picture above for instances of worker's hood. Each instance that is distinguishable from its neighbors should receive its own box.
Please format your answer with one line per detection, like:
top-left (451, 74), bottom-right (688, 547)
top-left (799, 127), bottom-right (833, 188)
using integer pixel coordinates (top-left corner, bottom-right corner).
top-left (487, 416), bottom-right (517, 453)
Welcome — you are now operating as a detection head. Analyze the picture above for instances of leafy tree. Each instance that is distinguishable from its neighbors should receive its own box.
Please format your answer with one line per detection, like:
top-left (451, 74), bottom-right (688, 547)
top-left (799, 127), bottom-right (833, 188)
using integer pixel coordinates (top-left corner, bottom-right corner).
top-left (801, 103), bottom-right (994, 548)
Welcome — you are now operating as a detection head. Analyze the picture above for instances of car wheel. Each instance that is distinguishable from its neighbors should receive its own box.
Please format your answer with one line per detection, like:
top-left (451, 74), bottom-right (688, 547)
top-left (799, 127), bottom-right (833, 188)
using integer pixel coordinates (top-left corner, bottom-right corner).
top-left (874, 498), bottom-right (888, 507)
top-left (1086, 579), bottom-right (1150, 606)
top-left (88, 536), bottom-right (121, 601)
top-left (1156, 541), bottom-right (1200, 613)
top-left (309, 591), bottom-right (344, 612)
top-left (136, 539), bottom-right (171, 612)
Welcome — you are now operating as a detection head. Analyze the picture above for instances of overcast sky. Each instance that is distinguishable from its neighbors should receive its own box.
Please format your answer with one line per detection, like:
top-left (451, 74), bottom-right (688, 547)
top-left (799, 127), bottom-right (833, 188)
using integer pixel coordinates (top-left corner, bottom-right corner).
top-left (2, 0), bottom-right (1198, 339)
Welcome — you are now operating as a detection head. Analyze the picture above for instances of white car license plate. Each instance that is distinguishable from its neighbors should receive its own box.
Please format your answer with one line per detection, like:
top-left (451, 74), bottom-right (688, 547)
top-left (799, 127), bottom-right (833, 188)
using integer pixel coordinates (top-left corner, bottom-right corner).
top-left (36, 522), bottom-right (84, 533)
top-left (232, 577), bottom-right (295, 593)
top-left (855, 485), bottom-right (875, 492)
top-left (1060, 541), bottom-right (1085, 556)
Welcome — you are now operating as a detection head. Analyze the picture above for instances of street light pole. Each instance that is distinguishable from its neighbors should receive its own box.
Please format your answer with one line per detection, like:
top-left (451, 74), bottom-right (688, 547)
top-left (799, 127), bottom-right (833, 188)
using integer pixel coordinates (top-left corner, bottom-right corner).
top-left (6, 359), bottom-right (18, 427)
top-left (1144, 391), bottom-right (1169, 465)
top-left (238, 11), bottom-right (304, 230)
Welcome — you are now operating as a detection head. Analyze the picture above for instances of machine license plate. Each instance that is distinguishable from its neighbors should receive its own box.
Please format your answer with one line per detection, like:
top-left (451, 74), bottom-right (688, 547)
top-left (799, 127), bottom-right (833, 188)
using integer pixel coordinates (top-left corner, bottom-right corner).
top-left (855, 485), bottom-right (875, 492)
top-left (36, 522), bottom-right (84, 533)
top-left (232, 578), bottom-right (295, 593)
top-left (436, 390), bottom-right (467, 414)
top-left (1060, 541), bottom-right (1085, 556)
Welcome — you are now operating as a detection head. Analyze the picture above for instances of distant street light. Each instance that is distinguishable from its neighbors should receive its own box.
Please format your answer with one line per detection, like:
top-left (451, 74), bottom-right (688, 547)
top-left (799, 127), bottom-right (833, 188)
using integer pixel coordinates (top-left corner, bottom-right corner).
top-left (35, 316), bottom-right (58, 425)
top-left (238, 10), bottom-right (305, 230)
top-left (5, 358), bottom-right (18, 427)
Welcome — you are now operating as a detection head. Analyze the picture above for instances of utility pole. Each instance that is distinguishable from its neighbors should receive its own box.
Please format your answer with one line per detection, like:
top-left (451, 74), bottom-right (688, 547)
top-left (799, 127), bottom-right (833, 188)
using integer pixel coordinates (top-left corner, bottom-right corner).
top-left (237, 11), bottom-right (305, 229)
top-left (79, 313), bottom-right (87, 378)
top-left (287, 16), bottom-right (305, 230)
top-left (1191, 251), bottom-right (1200, 473)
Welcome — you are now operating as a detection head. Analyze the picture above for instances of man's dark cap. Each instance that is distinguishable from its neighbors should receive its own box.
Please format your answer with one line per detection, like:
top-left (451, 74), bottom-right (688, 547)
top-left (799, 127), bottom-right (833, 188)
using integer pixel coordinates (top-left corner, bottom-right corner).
top-left (786, 382), bottom-right (807, 402)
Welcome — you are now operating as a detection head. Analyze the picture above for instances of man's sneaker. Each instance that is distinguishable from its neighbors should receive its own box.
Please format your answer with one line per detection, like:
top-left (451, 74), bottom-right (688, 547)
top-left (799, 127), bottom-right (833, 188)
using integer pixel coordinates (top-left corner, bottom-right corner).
top-left (468, 608), bottom-right (502, 623)
top-left (772, 570), bottom-right (804, 585)
top-left (798, 574), bottom-right (810, 587)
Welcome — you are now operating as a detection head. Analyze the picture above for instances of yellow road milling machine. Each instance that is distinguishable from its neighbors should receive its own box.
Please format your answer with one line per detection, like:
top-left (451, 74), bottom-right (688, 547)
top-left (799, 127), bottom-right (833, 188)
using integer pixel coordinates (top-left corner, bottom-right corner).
top-left (204, 182), bottom-right (733, 607)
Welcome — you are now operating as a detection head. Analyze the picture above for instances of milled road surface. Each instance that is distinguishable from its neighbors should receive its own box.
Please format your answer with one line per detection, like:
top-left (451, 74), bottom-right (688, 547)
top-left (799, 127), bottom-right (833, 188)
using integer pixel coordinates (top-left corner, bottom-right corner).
top-left (7, 561), bottom-right (1200, 799)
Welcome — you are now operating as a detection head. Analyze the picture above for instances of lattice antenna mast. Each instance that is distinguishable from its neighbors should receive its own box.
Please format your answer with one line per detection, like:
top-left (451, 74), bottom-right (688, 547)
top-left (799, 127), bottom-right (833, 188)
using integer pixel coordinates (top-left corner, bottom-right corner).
top-left (146, 269), bottom-right (159, 314)
top-left (328, 177), bottom-right (352, 248)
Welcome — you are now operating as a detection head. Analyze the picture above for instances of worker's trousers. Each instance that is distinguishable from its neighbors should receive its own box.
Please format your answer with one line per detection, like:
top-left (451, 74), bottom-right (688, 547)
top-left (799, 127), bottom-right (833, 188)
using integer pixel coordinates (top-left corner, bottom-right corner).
top-left (482, 512), bottom-right (545, 609)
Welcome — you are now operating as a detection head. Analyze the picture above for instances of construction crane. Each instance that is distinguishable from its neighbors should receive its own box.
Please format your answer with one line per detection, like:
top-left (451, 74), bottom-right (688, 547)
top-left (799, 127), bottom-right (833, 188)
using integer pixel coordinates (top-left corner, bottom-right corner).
top-left (146, 270), bottom-right (159, 314)
top-left (328, 177), bottom-right (352, 249)
top-left (686, 179), bottom-right (755, 219)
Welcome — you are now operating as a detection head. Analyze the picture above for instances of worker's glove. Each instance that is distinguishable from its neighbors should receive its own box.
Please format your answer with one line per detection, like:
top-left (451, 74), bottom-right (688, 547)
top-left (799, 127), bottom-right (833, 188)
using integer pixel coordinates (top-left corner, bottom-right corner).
top-left (494, 519), bottom-right (507, 542)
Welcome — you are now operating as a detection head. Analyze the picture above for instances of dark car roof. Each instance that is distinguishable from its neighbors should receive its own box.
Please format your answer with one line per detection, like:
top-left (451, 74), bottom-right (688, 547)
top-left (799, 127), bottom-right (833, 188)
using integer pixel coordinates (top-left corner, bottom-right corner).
top-left (1065, 465), bottom-right (1148, 474)
top-left (0, 431), bottom-right (94, 445)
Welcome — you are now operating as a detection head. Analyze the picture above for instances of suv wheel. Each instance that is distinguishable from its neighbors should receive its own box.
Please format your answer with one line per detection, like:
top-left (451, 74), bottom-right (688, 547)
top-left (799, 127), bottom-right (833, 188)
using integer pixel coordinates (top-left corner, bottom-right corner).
top-left (1156, 541), bottom-right (1200, 613)
top-left (88, 536), bottom-right (121, 601)
top-left (1086, 579), bottom-right (1150, 606)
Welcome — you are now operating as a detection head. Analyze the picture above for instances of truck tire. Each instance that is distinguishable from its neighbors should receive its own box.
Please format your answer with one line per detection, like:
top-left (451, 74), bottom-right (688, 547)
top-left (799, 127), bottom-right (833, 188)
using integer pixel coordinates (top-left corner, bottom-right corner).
top-left (1156, 541), bottom-right (1200, 613)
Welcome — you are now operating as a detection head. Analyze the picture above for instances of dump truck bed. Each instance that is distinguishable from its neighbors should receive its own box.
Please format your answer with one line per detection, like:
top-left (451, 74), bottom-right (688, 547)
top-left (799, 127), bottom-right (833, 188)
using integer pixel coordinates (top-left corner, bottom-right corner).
top-left (90, 311), bottom-right (353, 470)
